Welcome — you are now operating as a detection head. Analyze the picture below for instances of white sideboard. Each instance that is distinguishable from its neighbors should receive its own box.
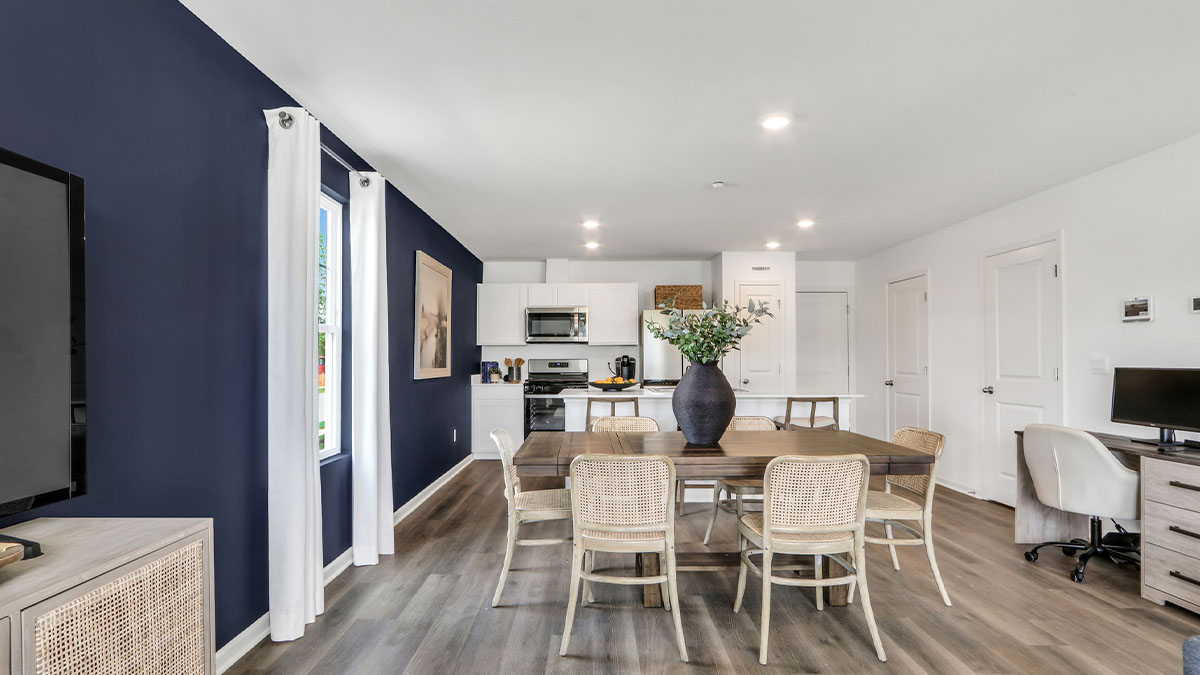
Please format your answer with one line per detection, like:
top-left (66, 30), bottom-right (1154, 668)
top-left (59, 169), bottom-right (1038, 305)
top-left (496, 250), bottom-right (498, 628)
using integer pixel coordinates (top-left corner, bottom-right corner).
top-left (0, 518), bottom-right (214, 675)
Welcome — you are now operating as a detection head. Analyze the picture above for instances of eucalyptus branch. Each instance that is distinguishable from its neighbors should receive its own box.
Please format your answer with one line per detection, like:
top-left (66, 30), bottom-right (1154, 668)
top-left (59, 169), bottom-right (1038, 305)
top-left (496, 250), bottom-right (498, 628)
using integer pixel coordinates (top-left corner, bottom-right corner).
top-left (644, 297), bottom-right (774, 365)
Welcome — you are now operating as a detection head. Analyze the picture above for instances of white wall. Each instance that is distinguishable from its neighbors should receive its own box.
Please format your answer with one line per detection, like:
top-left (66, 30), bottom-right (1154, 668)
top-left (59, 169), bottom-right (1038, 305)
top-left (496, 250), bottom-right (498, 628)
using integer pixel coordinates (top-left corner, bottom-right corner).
top-left (855, 133), bottom-right (1200, 495)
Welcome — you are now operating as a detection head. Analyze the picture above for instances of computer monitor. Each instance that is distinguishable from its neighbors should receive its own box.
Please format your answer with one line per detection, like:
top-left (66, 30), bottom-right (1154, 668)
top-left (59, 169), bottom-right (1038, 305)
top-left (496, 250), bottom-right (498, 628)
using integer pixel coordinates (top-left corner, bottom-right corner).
top-left (1111, 367), bottom-right (1200, 447)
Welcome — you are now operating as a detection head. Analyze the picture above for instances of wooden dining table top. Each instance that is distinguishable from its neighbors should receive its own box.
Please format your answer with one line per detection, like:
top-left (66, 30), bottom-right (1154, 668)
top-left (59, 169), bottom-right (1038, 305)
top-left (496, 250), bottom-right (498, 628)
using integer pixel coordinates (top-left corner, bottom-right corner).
top-left (512, 430), bottom-right (934, 479)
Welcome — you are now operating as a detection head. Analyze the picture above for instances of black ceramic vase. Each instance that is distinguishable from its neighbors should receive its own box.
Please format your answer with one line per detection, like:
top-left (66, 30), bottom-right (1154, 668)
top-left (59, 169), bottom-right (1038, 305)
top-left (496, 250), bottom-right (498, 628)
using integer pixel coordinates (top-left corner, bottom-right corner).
top-left (672, 360), bottom-right (735, 445)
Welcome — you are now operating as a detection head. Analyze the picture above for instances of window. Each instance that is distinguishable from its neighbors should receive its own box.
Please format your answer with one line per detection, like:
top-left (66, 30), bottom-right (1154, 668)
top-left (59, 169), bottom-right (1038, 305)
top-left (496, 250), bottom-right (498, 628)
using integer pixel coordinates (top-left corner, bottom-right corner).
top-left (317, 193), bottom-right (343, 460)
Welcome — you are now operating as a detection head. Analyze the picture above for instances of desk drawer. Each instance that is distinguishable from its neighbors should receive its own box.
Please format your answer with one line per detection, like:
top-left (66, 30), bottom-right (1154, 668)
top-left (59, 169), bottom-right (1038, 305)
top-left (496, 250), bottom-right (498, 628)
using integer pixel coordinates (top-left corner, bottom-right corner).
top-left (1144, 457), bottom-right (1200, 512)
top-left (1144, 501), bottom-right (1200, 559)
top-left (1145, 543), bottom-right (1200, 604)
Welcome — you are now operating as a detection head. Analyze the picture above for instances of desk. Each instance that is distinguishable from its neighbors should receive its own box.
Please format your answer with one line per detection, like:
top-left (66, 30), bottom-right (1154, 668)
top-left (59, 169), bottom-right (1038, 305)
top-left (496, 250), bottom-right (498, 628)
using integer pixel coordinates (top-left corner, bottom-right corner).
top-left (514, 430), bottom-right (934, 607)
top-left (1013, 430), bottom-right (1200, 543)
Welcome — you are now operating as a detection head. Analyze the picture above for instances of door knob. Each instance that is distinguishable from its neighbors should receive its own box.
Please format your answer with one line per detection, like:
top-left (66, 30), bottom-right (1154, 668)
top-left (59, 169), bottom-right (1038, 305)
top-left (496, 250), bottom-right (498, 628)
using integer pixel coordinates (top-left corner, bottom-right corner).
top-left (741, 378), bottom-right (749, 385)
top-left (982, 386), bottom-right (995, 394)
top-left (884, 380), bottom-right (894, 386)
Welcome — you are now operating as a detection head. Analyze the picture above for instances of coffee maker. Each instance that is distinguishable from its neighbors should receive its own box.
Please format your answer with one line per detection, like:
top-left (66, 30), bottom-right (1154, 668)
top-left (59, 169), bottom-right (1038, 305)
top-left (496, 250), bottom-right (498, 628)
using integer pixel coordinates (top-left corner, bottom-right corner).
top-left (609, 355), bottom-right (637, 381)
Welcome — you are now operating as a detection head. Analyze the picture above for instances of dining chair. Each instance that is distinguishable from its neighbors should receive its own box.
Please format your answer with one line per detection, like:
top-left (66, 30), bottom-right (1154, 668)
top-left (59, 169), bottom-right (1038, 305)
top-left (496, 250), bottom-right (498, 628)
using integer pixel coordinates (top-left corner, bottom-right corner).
top-left (586, 397), bottom-right (639, 430)
top-left (701, 416), bottom-right (776, 545)
top-left (591, 415), bottom-right (659, 432)
top-left (734, 454), bottom-right (886, 664)
top-left (863, 427), bottom-right (951, 606)
top-left (773, 397), bottom-right (840, 430)
top-left (490, 428), bottom-right (573, 607)
top-left (560, 454), bottom-right (688, 662)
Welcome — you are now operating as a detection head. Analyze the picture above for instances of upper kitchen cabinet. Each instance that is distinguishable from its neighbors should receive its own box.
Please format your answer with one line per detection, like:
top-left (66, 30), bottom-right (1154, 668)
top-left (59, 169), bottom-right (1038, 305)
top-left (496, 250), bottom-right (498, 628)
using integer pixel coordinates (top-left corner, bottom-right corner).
top-left (587, 283), bottom-right (640, 345)
top-left (477, 283), bottom-right (527, 345)
top-left (527, 283), bottom-right (589, 307)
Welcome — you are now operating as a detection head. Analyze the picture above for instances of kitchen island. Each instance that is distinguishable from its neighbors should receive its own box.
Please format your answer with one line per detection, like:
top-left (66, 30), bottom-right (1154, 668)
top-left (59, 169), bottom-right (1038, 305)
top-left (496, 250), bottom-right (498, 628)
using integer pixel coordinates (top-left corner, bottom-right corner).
top-left (561, 388), bottom-right (863, 432)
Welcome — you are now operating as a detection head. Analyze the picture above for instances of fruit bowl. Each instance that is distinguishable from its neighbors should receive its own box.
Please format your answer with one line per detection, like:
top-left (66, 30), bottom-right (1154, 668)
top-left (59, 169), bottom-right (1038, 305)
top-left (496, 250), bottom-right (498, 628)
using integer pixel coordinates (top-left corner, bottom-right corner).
top-left (589, 381), bottom-right (638, 392)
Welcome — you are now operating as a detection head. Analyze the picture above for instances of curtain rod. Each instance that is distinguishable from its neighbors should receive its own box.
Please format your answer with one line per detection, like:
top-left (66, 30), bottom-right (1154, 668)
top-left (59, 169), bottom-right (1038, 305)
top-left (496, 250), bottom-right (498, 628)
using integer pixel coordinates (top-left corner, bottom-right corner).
top-left (321, 143), bottom-right (372, 188)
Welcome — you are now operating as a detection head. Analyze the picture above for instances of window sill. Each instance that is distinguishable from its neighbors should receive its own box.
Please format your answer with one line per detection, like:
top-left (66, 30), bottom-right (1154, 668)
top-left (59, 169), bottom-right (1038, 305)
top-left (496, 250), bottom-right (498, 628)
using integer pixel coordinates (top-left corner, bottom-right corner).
top-left (319, 450), bottom-right (350, 467)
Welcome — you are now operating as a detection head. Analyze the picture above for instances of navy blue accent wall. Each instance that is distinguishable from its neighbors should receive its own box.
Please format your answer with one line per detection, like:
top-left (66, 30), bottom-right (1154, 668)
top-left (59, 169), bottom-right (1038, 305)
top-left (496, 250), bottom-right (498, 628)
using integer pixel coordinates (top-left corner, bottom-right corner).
top-left (0, 0), bottom-right (482, 649)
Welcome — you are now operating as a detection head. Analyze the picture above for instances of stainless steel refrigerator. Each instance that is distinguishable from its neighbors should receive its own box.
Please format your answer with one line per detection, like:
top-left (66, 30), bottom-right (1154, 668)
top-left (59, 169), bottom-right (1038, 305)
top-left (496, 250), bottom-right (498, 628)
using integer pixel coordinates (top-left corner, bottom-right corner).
top-left (640, 309), bottom-right (705, 385)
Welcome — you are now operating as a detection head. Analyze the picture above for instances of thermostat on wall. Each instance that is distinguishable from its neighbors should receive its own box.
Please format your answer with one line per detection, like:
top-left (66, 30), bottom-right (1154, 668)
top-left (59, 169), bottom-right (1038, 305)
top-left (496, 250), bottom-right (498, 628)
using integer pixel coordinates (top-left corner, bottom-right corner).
top-left (1122, 297), bottom-right (1153, 323)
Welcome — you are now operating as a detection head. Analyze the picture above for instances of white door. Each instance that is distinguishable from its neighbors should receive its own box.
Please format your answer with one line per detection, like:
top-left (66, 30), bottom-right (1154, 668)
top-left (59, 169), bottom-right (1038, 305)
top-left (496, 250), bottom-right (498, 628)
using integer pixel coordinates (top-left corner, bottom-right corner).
top-left (796, 292), bottom-right (849, 393)
top-left (886, 275), bottom-right (928, 437)
top-left (982, 240), bottom-right (1061, 506)
top-left (735, 282), bottom-right (784, 392)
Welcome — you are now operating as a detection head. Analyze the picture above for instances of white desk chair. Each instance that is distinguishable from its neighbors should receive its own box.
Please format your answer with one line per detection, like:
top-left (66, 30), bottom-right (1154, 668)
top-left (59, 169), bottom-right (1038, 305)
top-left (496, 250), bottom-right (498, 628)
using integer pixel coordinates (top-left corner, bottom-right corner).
top-left (1021, 424), bottom-right (1140, 583)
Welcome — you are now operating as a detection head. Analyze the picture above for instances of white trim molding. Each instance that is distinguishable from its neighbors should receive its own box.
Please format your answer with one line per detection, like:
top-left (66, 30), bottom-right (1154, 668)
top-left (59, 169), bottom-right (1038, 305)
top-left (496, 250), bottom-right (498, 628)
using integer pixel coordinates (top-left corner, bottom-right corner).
top-left (394, 454), bottom-right (475, 525)
top-left (217, 455), bottom-right (473, 672)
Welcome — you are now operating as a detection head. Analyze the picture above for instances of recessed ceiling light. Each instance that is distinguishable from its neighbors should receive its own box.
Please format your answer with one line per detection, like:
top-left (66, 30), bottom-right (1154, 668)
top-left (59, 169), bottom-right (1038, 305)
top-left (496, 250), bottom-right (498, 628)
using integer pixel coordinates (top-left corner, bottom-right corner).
top-left (584, 241), bottom-right (600, 249)
top-left (760, 114), bottom-right (791, 130)
top-left (582, 219), bottom-right (600, 229)
top-left (765, 241), bottom-right (781, 249)
top-left (796, 219), bottom-right (815, 229)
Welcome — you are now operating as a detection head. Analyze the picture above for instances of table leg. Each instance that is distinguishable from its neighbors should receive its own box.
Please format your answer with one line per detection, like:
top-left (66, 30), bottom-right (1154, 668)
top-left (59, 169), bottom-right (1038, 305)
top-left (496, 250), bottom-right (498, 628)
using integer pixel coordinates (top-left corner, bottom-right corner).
top-left (636, 553), bottom-right (663, 607)
top-left (824, 555), bottom-right (849, 607)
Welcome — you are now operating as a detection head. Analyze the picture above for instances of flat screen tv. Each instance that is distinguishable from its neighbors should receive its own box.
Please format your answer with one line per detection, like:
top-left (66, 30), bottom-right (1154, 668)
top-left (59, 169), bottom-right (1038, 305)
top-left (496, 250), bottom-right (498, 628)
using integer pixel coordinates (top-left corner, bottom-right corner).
top-left (1111, 367), bottom-right (1200, 448)
top-left (0, 147), bottom-right (86, 530)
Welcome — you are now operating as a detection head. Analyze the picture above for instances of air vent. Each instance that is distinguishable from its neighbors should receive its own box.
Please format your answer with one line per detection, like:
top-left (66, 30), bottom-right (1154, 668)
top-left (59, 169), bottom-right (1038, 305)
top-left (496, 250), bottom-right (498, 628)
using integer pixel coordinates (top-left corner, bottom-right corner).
top-left (751, 266), bottom-right (771, 271)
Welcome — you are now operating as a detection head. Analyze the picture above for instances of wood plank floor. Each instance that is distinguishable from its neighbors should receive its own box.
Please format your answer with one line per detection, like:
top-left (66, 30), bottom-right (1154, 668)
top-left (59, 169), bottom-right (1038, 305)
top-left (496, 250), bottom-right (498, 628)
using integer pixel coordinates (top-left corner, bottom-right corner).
top-left (228, 461), bottom-right (1200, 674)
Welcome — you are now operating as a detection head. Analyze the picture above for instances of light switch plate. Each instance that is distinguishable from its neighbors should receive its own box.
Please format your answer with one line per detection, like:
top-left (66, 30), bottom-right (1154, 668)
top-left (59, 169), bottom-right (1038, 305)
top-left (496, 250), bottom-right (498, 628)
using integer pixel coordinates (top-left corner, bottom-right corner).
top-left (1090, 354), bottom-right (1110, 374)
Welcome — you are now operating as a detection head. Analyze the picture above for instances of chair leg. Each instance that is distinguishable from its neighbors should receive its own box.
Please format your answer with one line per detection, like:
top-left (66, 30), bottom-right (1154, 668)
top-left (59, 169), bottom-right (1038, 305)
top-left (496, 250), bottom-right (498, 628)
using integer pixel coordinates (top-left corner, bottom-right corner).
top-left (759, 549), bottom-right (773, 665)
top-left (814, 554), bottom-right (824, 611)
top-left (492, 516), bottom-right (519, 607)
top-left (703, 485), bottom-right (722, 545)
top-left (734, 535), bottom-right (749, 613)
top-left (846, 554), bottom-right (857, 604)
top-left (660, 552), bottom-right (671, 611)
top-left (583, 550), bottom-right (595, 604)
top-left (559, 544), bottom-right (584, 657)
top-left (884, 522), bottom-right (901, 571)
top-left (923, 515), bottom-right (951, 606)
top-left (855, 545), bottom-right (887, 662)
top-left (676, 480), bottom-right (684, 516)
top-left (666, 545), bottom-right (688, 662)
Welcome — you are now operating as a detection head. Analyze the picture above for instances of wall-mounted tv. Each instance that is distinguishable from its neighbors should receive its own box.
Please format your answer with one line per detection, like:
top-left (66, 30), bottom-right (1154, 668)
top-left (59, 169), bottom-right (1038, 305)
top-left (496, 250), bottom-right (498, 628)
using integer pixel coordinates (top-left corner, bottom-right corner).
top-left (0, 147), bottom-right (86, 520)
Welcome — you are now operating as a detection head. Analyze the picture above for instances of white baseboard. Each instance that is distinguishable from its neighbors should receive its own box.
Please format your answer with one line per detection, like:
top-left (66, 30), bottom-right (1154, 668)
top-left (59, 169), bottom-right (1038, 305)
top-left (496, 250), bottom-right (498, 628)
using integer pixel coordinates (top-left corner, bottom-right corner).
top-left (473, 449), bottom-right (500, 460)
top-left (394, 454), bottom-right (474, 526)
top-left (216, 458), bottom-right (475, 675)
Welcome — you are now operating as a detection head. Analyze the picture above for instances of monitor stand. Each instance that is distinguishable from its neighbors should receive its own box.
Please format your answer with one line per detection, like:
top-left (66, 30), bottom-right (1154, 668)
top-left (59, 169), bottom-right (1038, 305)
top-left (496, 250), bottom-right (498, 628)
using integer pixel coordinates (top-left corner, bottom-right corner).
top-left (1133, 427), bottom-right (1200, 453)
top-left (0, 533), bottom-right (42, 560)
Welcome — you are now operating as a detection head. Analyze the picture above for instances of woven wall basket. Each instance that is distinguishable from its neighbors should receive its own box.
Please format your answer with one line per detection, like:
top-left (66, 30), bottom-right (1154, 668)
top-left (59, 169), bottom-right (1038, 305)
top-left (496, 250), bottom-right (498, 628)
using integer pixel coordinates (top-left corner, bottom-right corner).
top-left (654, 285), bottom-right (704, 309)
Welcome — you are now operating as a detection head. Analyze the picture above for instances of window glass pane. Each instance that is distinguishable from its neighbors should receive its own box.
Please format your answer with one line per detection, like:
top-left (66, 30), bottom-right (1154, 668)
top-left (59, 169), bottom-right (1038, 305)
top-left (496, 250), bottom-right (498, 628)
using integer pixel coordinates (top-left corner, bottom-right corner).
top-left (318, 331), bottom-right (330, 451)
top-left (318, 207), bottom-right (329, 326)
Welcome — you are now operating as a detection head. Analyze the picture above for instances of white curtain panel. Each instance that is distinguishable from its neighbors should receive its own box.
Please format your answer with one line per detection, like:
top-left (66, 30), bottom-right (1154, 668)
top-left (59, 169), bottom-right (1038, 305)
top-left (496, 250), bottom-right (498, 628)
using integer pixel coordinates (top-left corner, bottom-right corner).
top-left (264, 107), bottom-right (324, 642)
top-left (349, 171), bottom-right (395, 565)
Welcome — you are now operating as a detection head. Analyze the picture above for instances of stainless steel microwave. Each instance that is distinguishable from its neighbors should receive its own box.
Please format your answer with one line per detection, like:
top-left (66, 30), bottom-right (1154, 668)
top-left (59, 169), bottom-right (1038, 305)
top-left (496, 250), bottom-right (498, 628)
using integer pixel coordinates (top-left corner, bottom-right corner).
top-left (526, 307), bottom-right (589, 343)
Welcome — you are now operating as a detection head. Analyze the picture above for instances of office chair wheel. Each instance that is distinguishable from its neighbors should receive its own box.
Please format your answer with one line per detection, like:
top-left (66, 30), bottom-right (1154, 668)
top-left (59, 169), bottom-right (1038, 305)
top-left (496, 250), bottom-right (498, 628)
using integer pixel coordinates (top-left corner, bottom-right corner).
top-left (1070, 570), bottom-right (1085, 583)
top-left (1024, 550), bottom-right (1038, 562)
top-left (1063, 548), bottom-right (1077, 557)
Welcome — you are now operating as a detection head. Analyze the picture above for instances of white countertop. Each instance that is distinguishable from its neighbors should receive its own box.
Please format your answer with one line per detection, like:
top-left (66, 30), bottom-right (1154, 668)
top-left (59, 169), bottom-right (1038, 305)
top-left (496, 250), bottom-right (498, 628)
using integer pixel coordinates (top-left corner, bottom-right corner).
top-left (560, 388), bottom-right (862, 400)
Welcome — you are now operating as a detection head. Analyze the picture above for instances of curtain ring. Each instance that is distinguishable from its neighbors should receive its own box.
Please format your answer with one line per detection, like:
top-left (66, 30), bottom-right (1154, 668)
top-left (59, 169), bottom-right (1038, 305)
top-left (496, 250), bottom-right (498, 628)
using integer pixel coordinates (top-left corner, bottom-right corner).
top-left (359, 177), bottom-right (371, 188)
top-left (278, 111), bottom-right (294, 129)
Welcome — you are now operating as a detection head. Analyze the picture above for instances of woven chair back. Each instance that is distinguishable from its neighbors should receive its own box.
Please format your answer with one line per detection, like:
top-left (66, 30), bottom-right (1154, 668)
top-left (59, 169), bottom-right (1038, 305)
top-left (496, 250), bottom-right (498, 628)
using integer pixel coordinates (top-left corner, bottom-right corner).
top-left (885, 427), bottom-right (945, 497)
top-left (764, 455), bottom-right (868, 535)
top-left (491, 428), bottom-right (521, 496)
top-left (570, 454), bottom-right (675, 531)
top-left (729, 416), bottom-right (777, 431)
top-left (591, 416), bottom-right (661, 433)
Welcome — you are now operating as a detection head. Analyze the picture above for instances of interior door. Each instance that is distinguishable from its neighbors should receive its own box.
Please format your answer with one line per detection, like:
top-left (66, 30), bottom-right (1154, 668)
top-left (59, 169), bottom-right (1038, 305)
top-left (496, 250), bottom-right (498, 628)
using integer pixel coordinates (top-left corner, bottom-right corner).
top-left (983, 240), bottom-right (1061, 506)
top-left (886, 275), bottom-right (928, 437)
top-left (736, 282), bottom-right (784, 392)
top-left (796, 292), bottom-right (849, 393)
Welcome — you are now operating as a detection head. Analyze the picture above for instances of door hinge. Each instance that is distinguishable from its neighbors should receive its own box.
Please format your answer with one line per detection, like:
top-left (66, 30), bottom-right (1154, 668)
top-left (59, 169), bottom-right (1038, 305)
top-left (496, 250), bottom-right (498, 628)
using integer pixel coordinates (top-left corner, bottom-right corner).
top-left (1053, 264), bottom-right (1059, 278)
top-left (924, 366), bottom-right (928, 376)
top-left (846, 305), bottom-right (850, 315)
top-left (923, 292), bottom-right (928, 301)
top-left (1054, 367), bottom-right (1060, 381)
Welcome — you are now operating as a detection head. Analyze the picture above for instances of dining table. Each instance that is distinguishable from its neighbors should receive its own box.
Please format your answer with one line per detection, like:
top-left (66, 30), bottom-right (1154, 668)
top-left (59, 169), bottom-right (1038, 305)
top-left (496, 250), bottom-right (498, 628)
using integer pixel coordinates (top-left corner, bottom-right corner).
top-left (512, 429), bottom-right (936, 607)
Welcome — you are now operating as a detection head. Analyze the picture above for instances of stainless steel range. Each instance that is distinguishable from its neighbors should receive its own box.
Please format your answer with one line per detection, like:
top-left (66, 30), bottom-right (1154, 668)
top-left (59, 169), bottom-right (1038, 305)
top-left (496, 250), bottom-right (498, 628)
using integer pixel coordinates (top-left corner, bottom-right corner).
top-left (524, 359), bottom-right (588, 435)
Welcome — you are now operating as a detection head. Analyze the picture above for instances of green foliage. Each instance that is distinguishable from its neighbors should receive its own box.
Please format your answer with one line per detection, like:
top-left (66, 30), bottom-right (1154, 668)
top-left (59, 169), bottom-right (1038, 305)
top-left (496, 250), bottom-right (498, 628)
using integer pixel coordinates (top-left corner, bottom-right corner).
top-left (644, 297), bottom-right (774, 365)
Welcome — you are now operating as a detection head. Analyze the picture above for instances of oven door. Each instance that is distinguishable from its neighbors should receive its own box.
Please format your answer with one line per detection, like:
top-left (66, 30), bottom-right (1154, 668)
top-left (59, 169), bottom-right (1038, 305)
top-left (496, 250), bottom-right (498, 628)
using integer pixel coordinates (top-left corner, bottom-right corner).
top-left (525, 396), bottom-right (567, 436)
top-left (526, 307), bottom-right (588, 343)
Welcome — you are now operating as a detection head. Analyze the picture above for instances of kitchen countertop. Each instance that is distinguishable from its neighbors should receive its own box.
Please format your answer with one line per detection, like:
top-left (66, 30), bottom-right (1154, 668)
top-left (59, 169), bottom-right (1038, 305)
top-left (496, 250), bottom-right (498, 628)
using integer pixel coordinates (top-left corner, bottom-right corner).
top-left (560, 388), bottom-right (863, 399)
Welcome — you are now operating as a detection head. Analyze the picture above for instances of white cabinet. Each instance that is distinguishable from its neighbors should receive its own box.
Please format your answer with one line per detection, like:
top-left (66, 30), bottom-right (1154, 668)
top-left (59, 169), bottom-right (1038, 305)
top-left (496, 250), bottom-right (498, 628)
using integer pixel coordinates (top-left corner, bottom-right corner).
top-left (475, 281), bottom-right (638, 346)
top-left (477, 283), bottom-right (527, 345)
top-left (471, 384), bottom-right (524, 457)
top-left (556, 284), bottom-right (589, 306)
top-left (587, 283), bottom-right (640, 345)
top-left (526, 283), bottom-right (589, 307)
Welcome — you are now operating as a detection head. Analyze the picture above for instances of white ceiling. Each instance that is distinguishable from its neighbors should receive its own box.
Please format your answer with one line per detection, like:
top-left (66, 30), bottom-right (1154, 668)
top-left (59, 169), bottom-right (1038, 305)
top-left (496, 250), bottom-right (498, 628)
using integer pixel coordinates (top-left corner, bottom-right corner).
top-left (182, 0), bottom-right (1200, 261)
